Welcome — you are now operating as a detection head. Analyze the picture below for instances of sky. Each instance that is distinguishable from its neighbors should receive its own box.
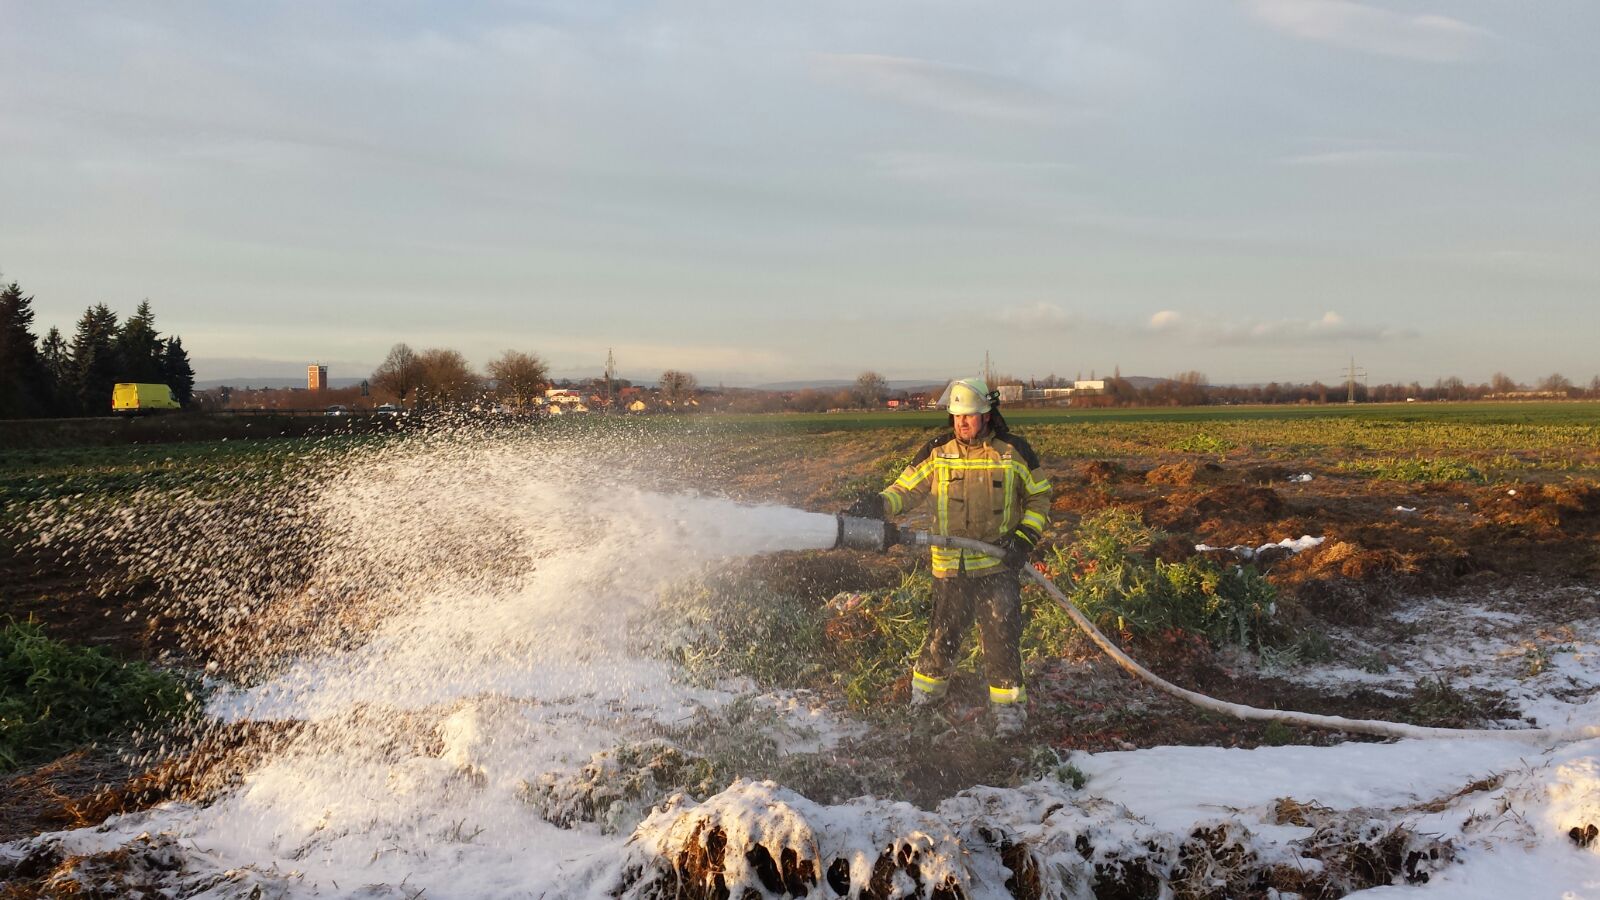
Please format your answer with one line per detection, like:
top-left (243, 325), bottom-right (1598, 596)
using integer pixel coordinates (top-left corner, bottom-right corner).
top-left (1, 1), bottom-right (1596, 387)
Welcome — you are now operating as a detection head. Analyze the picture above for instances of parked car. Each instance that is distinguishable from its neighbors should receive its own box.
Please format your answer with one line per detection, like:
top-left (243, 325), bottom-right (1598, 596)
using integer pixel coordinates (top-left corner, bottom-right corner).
top-left (325, 405), bottom-right (350, 417)
top-left (375, 404), bottom-right (402, 416)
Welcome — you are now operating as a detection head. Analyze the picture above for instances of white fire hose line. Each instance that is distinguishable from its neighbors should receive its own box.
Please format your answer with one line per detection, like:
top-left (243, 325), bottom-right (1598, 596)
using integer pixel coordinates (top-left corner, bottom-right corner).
top-left (907, 531), bottom-right (1600, 745)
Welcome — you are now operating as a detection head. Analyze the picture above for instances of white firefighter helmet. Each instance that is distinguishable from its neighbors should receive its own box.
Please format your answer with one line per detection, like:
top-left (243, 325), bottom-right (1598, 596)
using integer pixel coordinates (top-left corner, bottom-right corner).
top-left (937, 377), bottom-right (993, 415)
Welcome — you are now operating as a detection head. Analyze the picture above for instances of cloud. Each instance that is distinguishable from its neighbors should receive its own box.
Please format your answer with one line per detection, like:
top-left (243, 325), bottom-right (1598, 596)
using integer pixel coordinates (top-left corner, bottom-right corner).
top-left (1148, 309), bottom-right (1417, 344)
top-left (1148, 310), bottom-right (1183, 331)
top-left (1276, 148), bottom-right (1461, 167)
top-left (1242, 0), bottom-right (1493, 62)
top-left (815, 53), bottom-right (1067, 122)
top-left (996, 302), bottom-right (1080, 330)
top-left (865, 151), bottom-right (1074, 184)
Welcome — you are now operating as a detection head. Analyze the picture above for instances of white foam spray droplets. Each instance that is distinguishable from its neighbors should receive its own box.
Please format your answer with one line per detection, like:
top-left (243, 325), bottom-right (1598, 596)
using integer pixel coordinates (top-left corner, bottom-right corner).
top-left (13, 421), bottom-right (844, 897)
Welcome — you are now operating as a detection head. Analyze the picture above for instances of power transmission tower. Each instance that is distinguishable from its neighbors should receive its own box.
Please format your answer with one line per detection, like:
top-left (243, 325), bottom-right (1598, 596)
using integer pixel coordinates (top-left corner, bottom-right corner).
top-left (604, 349), bottom-right (616, 413)
top-left (1345, 357), bottom-right (1368, 404)
top-left (983, 350), bottom-right (993, 387)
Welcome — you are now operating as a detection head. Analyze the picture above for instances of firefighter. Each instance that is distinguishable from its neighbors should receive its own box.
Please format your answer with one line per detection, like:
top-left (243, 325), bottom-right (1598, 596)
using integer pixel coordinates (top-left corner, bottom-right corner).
top-left (846, 377), bottom-right (1051, 737)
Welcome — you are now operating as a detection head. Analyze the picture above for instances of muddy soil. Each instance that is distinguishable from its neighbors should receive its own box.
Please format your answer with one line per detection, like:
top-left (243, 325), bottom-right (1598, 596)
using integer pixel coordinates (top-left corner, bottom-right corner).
top-left (3, 442), bottom-right (1598, 847)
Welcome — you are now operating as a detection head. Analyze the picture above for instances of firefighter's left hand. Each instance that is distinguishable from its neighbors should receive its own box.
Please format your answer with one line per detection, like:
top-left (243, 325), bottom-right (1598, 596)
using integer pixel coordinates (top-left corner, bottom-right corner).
top-left (843, 493), bottom-right (886, 520)
top-left (996, 530), bottom-right (1036, 570)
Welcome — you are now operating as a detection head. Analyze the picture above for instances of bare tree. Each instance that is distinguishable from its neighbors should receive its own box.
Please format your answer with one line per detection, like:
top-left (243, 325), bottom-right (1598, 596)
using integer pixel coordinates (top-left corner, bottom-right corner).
top-left (487, 350), bottom-right (549, 409)
top-left (1489, 372), bottom-right (1518, 394)
top-left (371, 343), bottom-right (421, 405)
top-left (414, 348), bottom-right (480, 407)
top-left (1538, 373), bottom-right (1573, 394)
top-left (853, 371), bottom-right (889, 408)
top-left (659, 369), bottom-right (698, 407)
top-left (1171, 370), bottom-right (1209, 406)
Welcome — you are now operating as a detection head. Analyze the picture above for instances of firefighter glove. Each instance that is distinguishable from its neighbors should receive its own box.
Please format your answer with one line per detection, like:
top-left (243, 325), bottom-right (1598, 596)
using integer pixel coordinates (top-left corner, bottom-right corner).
top-left (844, 493), bottom-right (886, 520)
top-left (996, 526), bottom-right (1041, 570)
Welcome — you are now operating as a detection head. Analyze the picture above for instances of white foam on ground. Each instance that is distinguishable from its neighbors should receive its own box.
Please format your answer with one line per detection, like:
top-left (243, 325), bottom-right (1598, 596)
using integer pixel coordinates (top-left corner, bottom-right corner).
top-left (1274, 588), bottom-right (1600, 731)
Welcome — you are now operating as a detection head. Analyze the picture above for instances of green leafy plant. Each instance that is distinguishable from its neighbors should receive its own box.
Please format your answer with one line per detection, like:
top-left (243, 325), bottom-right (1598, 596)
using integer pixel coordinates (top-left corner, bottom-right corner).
top-left (0, 620), bottom-right (202, 772)
top-left (1336, 456), bottom-right (1486, 484)
top-left (1171, 432), bottom-right (1236, 455)
top-left (1041, 509), bottom-right (1285, 651)
top-left (1261, 721), bottom-right (1294, 747)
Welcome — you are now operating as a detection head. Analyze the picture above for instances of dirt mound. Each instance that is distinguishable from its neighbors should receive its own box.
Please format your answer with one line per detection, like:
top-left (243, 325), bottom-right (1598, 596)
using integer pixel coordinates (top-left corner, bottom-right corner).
top-left (0, 721), bottom-right (303, 845)
top-left (1474, 480), bottom-right (1600, 538)
top-left (1199, 485), bottom-right (1287, 520)
top-left (1051, 489), bottom-right (1115, 518)
top-left (0, 833), bottom-right (192, 899)
top-left (1270, 540), bottom-right (1421, 623)
top-left (1146, 485), bottom-right (1287, 531)
top-left (613, 780), bottom-right (1455, 900)
top-left (1079, 460), bottom-right (1128, 485)
top-left (1145, 462), bottom-right (1226, 487)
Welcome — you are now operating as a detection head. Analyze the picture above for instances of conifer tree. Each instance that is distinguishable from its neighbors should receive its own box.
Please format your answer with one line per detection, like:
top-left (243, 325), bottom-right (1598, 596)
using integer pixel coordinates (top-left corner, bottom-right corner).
top-left (116, 299), bottom-right (165, 383)
top-left (0, 280), bottom-right (52, 418)
top-left (41, 326), bottom-right (72, 415)
top-left (70, 304), bottom-right (121, 415)
top-left (161, 336), bottom-right (196, 406)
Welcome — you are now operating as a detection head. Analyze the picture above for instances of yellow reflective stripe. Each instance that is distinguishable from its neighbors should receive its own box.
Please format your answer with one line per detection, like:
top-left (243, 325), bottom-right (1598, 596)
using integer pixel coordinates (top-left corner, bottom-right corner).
top-left (1009, 460), bottom-right (1050, 494)
top-left (895, 458), bottom-right (935, 490)
top-left (936, 463), bottom-right (950, 535)
top-left (881, 490), bottom-right (903, 516)
top-left (934, 459), bottom-right (1011, 471)
top-left (989, 684), bottom-right (1027, 705)
top-left (912, 670), bottom-right (949, 695)
top-left (1002, 465), bottom-right (1015, 530)
top-left (1021, 510), bottom-right (1048, 532)
top-left (931, 547), bottom-right (1002, 563)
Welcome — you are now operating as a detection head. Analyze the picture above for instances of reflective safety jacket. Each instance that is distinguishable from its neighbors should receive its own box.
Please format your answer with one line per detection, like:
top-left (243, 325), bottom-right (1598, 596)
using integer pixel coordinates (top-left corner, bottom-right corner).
top-left (879, 429), bottom-right (1051, 578)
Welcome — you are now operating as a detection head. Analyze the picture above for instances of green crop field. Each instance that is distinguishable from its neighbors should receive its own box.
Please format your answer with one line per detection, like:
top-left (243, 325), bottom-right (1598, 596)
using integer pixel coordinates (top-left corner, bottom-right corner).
top-left (5, 401), bottom-right (1598, 523)
top-left (711, 400), bottom-right (1600, 430)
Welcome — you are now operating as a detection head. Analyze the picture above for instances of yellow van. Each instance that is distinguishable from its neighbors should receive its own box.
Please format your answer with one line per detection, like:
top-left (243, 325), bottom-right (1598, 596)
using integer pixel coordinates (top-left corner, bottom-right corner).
top-left (112, 383), bottom-right (181, 413)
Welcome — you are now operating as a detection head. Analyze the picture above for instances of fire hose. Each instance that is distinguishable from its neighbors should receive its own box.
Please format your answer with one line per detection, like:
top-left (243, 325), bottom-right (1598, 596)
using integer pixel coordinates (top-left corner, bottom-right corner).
top-left (835, 515), bottom-right (1600, 744)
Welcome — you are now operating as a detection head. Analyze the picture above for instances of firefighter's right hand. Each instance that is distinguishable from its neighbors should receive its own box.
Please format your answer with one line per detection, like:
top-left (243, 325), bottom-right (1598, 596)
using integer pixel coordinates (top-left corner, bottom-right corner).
top-left (843, 493), bottom-right (886, 520)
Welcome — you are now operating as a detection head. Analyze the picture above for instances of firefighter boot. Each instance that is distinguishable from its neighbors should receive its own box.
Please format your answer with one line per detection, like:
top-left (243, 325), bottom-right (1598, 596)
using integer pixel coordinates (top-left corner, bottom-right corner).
top-left (990, 684), bottom-right (1027, 738)
top-left (909, 670), bottom-right (948, 712)
top-left (991, 701), bottom-right (1027, 738)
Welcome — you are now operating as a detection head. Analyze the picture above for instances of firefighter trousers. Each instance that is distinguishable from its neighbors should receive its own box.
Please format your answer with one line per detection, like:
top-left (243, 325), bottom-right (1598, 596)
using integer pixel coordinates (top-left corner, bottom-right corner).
top-left (915, 570), bottom-right (1023, 690)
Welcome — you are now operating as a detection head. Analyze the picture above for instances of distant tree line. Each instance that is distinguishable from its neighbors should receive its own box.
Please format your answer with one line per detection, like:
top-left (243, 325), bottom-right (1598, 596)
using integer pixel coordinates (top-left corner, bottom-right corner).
top-left (369, 342), bottom-right (556, 409)
top-left (0, 278), bottom-right (195, 419)
top-left (1031, 371), bottom-right (1600, 407)
top-left (363, 343), bottom-right (716, 413)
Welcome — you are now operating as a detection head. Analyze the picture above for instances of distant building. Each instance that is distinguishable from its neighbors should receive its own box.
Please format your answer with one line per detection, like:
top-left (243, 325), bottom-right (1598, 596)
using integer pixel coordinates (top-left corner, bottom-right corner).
top-left (308, 364), bottom-right (328, 391)
top-left (997, 384), bottom-right (1024, 403)
top-left (1074, 380), bottom-right (1106, 393)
